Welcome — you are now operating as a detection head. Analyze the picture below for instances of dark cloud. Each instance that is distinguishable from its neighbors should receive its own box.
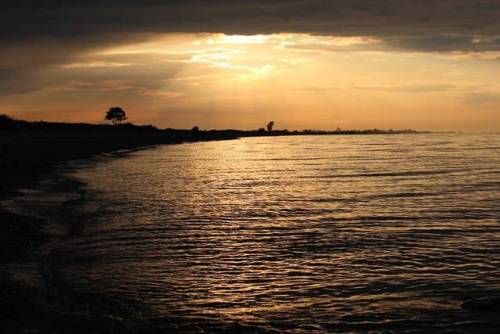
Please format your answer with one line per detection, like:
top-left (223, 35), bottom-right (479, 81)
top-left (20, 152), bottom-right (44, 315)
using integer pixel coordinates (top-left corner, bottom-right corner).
top-left (385, 35), bottom-right (500, 52)
top-left (2, 1), bottom-right (500, 42)
top-left (0, 65), bottom-right (55, 94)
top-left (1, 1), bottom-right (499, 61)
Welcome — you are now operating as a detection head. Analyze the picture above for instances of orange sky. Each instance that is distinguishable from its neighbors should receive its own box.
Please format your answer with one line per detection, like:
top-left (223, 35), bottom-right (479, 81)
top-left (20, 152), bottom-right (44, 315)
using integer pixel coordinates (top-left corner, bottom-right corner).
top-left (2, 33), bottom-right (500, 131)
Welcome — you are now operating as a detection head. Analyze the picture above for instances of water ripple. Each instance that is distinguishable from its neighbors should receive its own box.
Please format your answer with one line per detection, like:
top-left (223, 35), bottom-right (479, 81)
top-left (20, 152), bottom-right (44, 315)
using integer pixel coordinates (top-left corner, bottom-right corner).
top-left (58, 133), bottom-right (500, 333)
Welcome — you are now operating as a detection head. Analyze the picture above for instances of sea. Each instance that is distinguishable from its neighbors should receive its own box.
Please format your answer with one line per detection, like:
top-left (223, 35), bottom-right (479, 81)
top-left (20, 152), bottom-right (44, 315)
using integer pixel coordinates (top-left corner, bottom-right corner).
top-left (24, 134), bottom-right (500, 332)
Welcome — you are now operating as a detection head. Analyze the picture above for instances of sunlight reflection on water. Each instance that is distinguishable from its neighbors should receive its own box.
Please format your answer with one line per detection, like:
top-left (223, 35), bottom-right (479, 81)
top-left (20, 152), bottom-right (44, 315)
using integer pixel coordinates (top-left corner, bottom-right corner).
top-left (59, 134), bottom-right (500, 332)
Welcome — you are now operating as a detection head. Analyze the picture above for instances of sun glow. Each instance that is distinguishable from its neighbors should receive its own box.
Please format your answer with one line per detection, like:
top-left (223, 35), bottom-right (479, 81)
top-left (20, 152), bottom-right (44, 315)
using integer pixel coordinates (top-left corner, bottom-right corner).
top-left (5, 33), bottom-right (500, 131)
top-left (207, 34), bottom-right (271, 45)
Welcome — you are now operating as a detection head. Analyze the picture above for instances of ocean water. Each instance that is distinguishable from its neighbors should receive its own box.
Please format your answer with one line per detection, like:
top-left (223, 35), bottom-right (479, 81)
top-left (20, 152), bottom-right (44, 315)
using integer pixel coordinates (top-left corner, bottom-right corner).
top-left (57, 134), bottom-right (500, 332)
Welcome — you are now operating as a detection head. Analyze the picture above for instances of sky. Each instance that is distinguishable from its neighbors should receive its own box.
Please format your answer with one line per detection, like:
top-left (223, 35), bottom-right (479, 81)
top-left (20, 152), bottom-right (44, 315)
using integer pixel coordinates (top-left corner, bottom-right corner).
top-left (1, 1), bottom-right (500, 131)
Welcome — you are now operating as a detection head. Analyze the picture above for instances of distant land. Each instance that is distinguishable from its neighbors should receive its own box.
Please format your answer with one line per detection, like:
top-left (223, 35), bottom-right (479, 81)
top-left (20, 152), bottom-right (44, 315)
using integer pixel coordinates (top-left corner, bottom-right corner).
top-left (0, 114), bottom-right (428, 198)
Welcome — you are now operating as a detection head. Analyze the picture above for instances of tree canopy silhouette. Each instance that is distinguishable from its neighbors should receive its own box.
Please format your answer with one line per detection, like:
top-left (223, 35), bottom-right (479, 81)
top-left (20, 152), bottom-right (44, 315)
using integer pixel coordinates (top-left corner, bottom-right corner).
top-left (267, 121), bottom-right (274, 132)
top-left (105, 107), bottom-right (127, 124)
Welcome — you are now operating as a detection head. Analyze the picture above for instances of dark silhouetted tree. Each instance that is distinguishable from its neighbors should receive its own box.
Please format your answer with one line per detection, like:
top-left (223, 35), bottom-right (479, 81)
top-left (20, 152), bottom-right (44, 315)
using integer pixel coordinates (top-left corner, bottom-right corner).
top-left (192, 126), bottom-right (199, 132)
top-left (267, 121), bottom-right (274, 132)
top-left (105, 107), bottom-right (127, 124)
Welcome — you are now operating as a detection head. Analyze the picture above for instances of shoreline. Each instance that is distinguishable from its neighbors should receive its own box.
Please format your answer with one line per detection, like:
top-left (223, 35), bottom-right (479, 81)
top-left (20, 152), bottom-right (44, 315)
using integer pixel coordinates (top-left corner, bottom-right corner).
top-left (0, 115), bottom-right (430, 199)
top-left (1, 150), bottom-right (140, 332)
top-left (0, 127), bottom-right (242, 200)
top-left (1, 146), bottom-right (284, 333)
top-left (0, 139), bottom-right (235, 333)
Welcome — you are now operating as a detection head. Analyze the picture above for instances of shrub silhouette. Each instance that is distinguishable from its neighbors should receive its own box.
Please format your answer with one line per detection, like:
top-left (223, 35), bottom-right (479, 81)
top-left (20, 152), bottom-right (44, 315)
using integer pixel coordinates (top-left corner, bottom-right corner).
top-left (0, 114), bottom-right (19, 130)
top-left (105, 107), bottom-right (127, 124)
top-left (267, 121), bottom-right (274, 132)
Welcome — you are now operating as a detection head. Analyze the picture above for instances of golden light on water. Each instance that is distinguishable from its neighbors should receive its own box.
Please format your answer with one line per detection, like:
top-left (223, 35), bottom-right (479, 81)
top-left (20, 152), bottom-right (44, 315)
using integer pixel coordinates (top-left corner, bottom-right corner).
top-left (63, 134), bottom-right (500, 328)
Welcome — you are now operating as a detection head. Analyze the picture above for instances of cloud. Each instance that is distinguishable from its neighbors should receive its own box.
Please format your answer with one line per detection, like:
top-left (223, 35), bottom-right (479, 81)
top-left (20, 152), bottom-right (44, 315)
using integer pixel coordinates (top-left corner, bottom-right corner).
top-left (0, 65), bottom-right (58, 95)
top-left (2, 1), bottom-right (500, 45)
top-left (385, 35), bottom-right (500, 52)
top-left (351, 84), bottom-right (500, 99)
top-left (2, 2), bottom-right (500, 60)
top-left (62, 80), bottom-right (136, 92)
top-left (0, 50), bottom-right (207, 96)
top-left (352, 84), bottom-right (459, 93)
top-left (1, 1), bottom-right (498, 87)
top-left (462, 92), bottom-right (500, 106)
top-left (142, 90), bottom-right (184, 99)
